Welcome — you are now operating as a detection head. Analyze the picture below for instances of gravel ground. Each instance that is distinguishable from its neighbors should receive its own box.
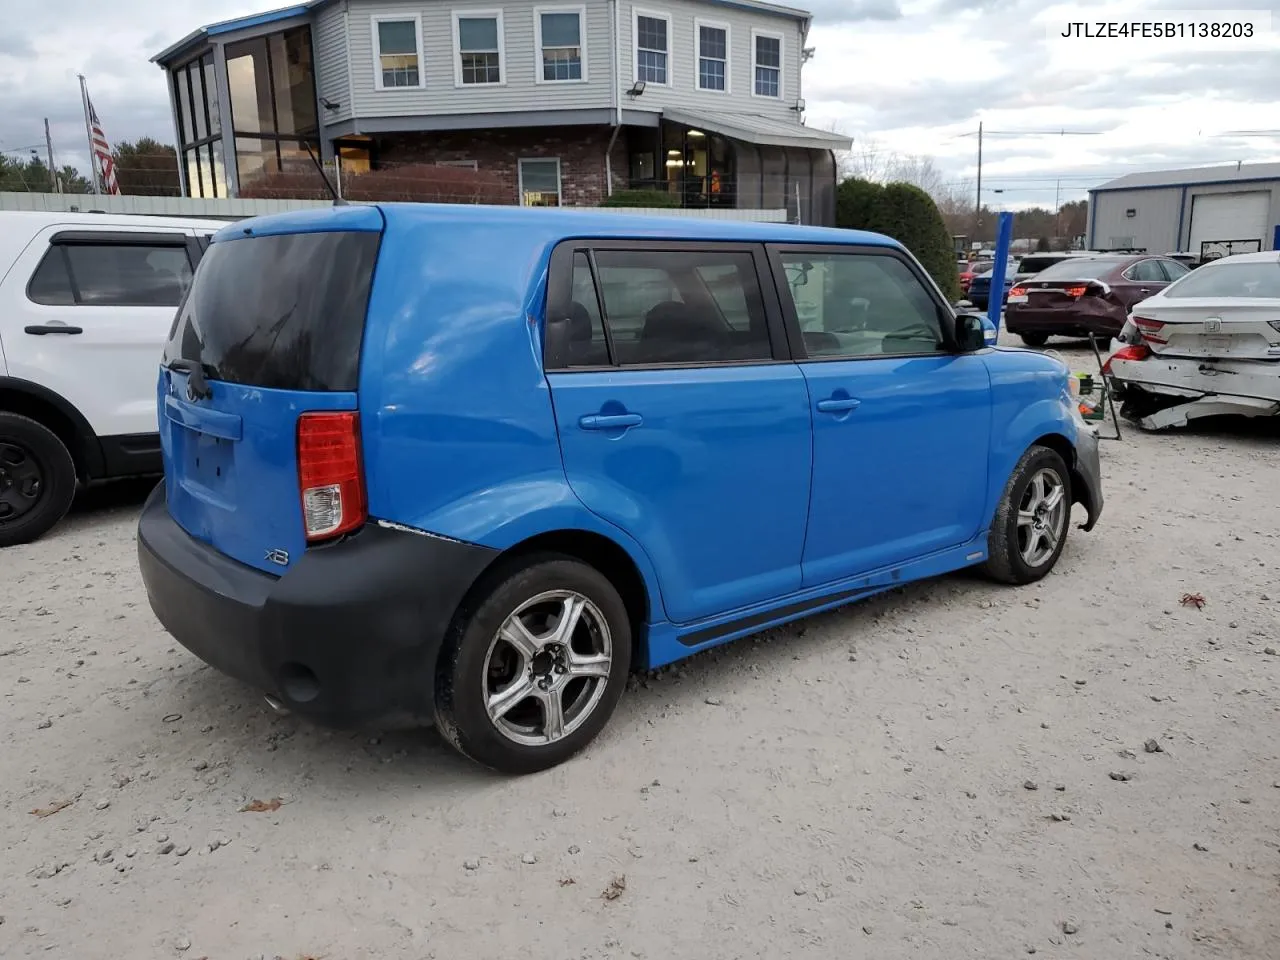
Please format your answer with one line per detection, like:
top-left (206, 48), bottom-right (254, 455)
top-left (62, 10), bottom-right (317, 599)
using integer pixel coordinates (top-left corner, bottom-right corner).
top-left (2, 341), bottom-right (1278, 960)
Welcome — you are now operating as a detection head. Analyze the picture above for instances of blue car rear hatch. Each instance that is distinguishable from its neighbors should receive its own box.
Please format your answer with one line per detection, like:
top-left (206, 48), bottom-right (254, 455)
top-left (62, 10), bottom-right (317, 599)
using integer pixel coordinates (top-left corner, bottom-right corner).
top-left (158, 205), bottom-right (384, 575)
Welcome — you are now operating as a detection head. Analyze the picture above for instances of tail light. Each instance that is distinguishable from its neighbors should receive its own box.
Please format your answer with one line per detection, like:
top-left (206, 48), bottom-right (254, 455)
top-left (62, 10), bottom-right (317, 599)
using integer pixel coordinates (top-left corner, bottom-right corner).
top-left (1009, 285), bottom-right (1027, 297)
top-left (297, 412), bottom-right (366, 542)
top-left (1101, 343), bottom-right (1149, 376)
top-left (1064, 285), bottom-right (1089, 298)
top-left (1131, 315), bottom-right (1168, 344)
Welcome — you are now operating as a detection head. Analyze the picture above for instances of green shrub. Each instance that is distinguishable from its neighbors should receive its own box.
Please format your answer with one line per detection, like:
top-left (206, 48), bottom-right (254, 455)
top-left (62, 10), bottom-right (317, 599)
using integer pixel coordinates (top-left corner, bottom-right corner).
top-left (599, 189), bottom-right (680, 208)
top-left (835, 177), bottom-right (961, 301)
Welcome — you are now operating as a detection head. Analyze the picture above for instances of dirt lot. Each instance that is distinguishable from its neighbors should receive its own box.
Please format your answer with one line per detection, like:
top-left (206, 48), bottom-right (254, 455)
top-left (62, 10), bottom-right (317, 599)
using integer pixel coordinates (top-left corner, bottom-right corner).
top-left (2, 343), bottom-right (1278, 960)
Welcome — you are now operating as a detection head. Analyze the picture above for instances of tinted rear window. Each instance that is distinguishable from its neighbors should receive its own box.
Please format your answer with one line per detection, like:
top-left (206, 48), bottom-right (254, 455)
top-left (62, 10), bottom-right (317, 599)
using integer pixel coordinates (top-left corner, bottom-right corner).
top-left (1018, 255), bottom-right (1070, 274)
top-left (1033, 257), bottom-right (1125, 281)
top-left (1163, 261), bottom-right (1280, 299)
top-left (163, 231), bottom-right (379, 392)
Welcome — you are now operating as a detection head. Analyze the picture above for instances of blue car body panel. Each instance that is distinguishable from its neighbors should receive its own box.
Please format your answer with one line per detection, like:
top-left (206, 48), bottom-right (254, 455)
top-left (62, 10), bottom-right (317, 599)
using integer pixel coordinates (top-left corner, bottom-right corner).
top-left (153, 203), bottom-right (1097, 675)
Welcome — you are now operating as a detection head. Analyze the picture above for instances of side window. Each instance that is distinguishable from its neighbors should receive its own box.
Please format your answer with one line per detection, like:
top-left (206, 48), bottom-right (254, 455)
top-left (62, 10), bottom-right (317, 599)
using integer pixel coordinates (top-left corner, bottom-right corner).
top-left (592, 249), bottom-right (771, 366)
top-left (547, 251), bottom-right (610, 368)
top-left (779, 252), bottom-right (944, 359)
top-left (1127, 260), bottom-right (1165, 283)
top-left (1158, 259), bottom-right (1189, 281)
top-left (62, 244), bottom-right (194, 307)
top-left (27, 249), bottom-right (76, 306)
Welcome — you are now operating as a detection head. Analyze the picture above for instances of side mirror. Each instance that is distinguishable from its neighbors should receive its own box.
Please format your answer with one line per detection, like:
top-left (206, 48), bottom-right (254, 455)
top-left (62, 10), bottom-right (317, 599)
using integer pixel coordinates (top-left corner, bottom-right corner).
top-left (954, 313), bottom-right (988, 352)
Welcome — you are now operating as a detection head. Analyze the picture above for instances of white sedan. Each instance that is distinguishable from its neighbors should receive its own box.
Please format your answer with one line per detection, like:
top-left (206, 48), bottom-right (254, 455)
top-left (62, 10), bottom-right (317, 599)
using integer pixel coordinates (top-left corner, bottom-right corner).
top-left (1104, 251), bottom-right (1280, 429)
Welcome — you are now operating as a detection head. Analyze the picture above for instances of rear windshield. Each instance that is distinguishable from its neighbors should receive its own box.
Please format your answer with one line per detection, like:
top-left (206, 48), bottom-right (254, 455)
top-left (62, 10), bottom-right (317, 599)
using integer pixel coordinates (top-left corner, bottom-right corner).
top-left (1163, 261), bottom-right (1280, 299)
top-left (163, 231), bottom-right (380, 392)
top-left (1018, 255), bottom-right (1071, 274)
top-left (1032, 257), bottom-right (1124, 281)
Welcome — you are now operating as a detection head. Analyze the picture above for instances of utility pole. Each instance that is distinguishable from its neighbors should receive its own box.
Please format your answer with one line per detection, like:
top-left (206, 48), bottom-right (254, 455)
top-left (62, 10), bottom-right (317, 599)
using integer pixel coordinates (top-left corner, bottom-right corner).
top-left (973, 121), bottom-right (983, 244)
top-left (44, 118), bottom-right (60, 193)
top-left (1054, 178), bottom-right (1061, 247)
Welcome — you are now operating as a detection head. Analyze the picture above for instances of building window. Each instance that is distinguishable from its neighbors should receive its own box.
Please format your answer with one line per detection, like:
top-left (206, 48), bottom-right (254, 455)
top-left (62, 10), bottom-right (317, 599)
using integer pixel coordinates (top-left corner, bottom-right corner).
top-left (753, 31), bottom-right (782, 98)
top-left (537, 7), bottom-right (585, 82)
top-left (372, 16), bottom-right (423, 89)
top-left (173, 53), bottom-right (225, 198)
top-left (519, 158), bottom-right (561, 206)
top-left (455, 12), bottom-right (504, 85)
top-left (696, 21), bottom-right (729, 92)
top-left (226, 26), bottom-right (320, 191)
top-left (635, 10), bottom-right (670, 85)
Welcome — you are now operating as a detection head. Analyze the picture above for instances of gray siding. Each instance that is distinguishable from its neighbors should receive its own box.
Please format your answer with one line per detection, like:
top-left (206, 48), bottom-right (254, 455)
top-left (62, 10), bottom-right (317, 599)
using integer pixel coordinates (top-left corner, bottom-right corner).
top-left (1089, 180), bottom-right (1280, 252)
top-left (617, 0), bottom-right (802, 122)
top-left (346, 0), bottom-right (616, 118)
top-left (315, 3), bottom-right (354, 124)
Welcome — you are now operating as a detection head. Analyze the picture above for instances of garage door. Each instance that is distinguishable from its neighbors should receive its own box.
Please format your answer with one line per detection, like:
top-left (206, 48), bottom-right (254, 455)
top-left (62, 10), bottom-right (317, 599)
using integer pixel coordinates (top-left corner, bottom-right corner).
top-left (1188, 191), bottom-right (1271, 256)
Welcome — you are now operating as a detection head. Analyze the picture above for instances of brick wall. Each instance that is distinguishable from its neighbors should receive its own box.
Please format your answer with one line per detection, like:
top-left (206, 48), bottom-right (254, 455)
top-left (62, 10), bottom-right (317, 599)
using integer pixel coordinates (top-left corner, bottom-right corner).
top-left (376, 125), bottom-right (626, 207)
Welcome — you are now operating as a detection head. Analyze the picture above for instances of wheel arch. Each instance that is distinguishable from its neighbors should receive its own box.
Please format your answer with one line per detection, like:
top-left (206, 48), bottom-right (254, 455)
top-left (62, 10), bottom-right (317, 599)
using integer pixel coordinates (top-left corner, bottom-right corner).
top-left (0, 377), bottom-right (103, 480)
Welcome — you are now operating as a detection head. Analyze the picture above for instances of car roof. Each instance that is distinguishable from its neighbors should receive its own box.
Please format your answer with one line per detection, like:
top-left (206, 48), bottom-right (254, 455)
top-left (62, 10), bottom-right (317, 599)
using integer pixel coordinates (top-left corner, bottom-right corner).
top-left (214, 203), bottom-right (904, 250)
top-left (0, 210), bottom-right (229, 231)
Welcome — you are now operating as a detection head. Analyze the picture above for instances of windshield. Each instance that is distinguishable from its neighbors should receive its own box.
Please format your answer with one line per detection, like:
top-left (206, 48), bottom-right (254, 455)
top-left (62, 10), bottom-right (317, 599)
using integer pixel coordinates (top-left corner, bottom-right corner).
top-left (1163, 260), bottom-right (1280, 299)
top-left (1018, 255), bottom-right (1071, 274)
top-left (1032, 257), bottom-right (1125, 281)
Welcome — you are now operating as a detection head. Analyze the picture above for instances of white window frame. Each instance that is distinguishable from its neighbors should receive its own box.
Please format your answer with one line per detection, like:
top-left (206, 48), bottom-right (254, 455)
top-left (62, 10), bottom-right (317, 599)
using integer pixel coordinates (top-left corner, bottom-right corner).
top-left (453, 9), bottom-right (507, 88)
top-left (694, 18), bottom-right (731, 94)
top-left (534, 5), bottom-right (588, 85)
top-left (751, 27), bottom-right (784, 100)
top-left (371, 14), bottom-right (426, 91)
top-left (518, 157), bottom-right (563, 207)
top-left (633, 8), bottom-right (673, 87)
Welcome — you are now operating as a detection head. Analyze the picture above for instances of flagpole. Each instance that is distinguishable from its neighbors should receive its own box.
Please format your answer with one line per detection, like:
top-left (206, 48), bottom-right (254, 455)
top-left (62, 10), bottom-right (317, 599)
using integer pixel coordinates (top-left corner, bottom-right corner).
top-left (78, 74), bottom-right (101, 196)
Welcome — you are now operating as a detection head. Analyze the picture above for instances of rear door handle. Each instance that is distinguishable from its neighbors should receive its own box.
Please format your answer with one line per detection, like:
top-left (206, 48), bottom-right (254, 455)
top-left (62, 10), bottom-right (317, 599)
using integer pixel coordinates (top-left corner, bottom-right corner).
top-left (579, 413), bottom-right (643, 431)
top-left (816, 397), bottom-right (861, 414)
top-left (25, 324), bottom-right (83, 335)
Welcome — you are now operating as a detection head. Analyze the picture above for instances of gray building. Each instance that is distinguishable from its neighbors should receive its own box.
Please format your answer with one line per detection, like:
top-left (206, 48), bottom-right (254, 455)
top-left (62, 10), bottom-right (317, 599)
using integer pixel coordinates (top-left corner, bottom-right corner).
top-left (1087, 162), bottom-right (1280, 259)
top-left (151, 0), bottom-right (850, 222)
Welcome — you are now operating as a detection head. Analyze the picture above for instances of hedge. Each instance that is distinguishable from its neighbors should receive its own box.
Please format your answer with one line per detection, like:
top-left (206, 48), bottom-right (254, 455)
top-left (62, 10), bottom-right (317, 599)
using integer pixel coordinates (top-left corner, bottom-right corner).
top-left (598, 189), bottom-right (681, 208)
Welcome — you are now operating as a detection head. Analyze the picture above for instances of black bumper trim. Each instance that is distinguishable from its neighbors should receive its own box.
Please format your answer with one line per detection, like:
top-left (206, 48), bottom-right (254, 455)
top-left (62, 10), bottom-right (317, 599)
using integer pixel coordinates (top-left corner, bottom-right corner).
top-left (1072, 426), bottom-right (1104, 532)
top-left (137, 484), bottom-right (498, 727)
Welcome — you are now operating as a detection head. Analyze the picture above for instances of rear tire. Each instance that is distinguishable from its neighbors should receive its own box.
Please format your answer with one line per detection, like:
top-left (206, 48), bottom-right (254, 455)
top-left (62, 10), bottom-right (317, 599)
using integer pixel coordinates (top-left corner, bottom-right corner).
top-left (0, 413), bottom-right (77, 548)
top-left (983, 445), bottom-right (1071, 585)
top-left (433, 554), bottom-right (631, 774)
top-left (1019, 332), bottom-right (1049, 347)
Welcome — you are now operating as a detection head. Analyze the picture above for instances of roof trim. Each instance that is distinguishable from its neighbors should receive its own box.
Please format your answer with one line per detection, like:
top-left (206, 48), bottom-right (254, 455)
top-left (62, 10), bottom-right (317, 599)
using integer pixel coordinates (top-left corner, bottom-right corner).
top-left (151, 0), bottom-right (330, 65)
top-left (1091, 175), bottom-right (1280, 195)
top-left (662, 108), bottom-right (851, 150)
top-left (1092, 161), bottom-right (1280, 192)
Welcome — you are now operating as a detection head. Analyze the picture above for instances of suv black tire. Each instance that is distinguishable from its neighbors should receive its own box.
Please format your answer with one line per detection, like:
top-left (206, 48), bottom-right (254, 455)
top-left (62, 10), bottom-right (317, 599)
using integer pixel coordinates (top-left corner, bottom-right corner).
top-left (434, 554), bottom-right (632, 774)
top-left (0, 413), bottom-right (77, 548)
top-left (983, 445), bottom-right (1072, 585)
top-left (1019, 332), bottom-right (1049, 347)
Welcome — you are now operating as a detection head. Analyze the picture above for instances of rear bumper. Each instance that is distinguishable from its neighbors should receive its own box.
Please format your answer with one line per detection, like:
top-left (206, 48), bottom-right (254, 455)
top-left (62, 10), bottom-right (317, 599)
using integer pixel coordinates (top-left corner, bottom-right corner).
top-left (137, 484), bottom-right (497, 727)
top-left (1108, 356), bottom-right (1280, 403)
top-left (1071, 422), bottom-right (1104, 532)
top-left (1005, 304), bottom-right (1126, 337)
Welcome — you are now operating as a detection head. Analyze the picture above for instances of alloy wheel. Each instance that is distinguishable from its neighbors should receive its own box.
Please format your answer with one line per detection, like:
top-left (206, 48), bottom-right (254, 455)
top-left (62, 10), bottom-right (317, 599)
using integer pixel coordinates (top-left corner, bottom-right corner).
top-left (1016, 468), bottom-right (1067, 567)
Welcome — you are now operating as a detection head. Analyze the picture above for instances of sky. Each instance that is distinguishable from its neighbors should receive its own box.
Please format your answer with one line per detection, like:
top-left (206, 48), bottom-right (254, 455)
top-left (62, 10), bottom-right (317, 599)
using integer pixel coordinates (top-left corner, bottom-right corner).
top-left (1, 0), bottom-right (1278, 208)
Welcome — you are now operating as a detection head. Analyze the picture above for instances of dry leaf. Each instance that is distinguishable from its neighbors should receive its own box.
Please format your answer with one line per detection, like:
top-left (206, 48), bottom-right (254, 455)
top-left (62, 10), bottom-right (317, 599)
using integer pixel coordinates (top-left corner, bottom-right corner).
top-left (239, 798), bottom-right (283, 813)
top-left (30, 800), bottom-right (73, 819)
top-left (1180, 592), bottom-right (1206, 609)
top-left (602, 874), bottom-right (627, 900)
top-left (558, 877), bottom-right (576, 887)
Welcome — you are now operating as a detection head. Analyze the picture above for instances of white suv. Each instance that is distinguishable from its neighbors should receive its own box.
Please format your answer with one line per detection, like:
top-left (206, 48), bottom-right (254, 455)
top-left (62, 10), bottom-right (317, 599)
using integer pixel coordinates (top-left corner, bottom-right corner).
top-left (0, 211), bottom-right (227, 546)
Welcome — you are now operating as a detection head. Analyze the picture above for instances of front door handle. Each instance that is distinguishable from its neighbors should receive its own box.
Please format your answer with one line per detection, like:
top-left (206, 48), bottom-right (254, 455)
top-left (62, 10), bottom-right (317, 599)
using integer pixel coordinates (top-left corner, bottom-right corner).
top-left (816, 397), bottom-right (861, 414)
top-left (25, 324), bottom-right (83, 335)
top-left (579, 412), bottom-right (643, 431)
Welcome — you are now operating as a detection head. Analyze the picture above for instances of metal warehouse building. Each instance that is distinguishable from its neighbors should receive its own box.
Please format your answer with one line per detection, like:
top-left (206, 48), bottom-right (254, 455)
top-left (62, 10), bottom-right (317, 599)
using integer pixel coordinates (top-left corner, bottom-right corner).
top-left (1087, 162), bottom-right (1280, 259)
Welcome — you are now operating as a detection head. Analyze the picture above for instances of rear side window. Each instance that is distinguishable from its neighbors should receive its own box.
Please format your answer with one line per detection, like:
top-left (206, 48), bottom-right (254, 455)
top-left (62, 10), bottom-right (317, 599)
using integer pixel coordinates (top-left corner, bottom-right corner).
top-left (163, 231), bottom-right (380, 391)
top-left (1158, 259), bottom-right (1190, 281)
top-left (548, 247), bottom-right (773, 368)
top-left (1125, 260), bottom-right (1165, 283)
top-left (28, 242), bottom-right (194, 307)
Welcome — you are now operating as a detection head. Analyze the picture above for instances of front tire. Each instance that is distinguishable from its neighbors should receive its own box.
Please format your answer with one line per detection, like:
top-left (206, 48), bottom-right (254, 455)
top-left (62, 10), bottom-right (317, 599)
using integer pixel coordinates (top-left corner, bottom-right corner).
top-left (1019, 332), bottom-right (1049, 347)
top-left (0, 413), bottom-right (77, 548)
top-left (983, 446), bottom-right (1071, 585)
top-left (434, 555), bottom-right (631, 774)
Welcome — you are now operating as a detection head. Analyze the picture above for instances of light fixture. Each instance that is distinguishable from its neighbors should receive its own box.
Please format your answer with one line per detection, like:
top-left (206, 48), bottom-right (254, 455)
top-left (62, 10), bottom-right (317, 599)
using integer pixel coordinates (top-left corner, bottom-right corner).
top-left (687, 129), bottom-right (705, 138)
top-left (319, 97), bottom-right (341, 111)
top-left (791, 98), bottom-right (806, 112)
top-left (667, 149), bottom-right (680, 156)
top-left (627, 81), bottom-right (646, 97)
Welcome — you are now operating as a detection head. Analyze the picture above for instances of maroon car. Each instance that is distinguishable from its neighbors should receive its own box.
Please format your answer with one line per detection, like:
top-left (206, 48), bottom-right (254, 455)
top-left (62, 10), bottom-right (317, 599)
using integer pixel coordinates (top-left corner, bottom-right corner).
top-left (1004, 254), bottom-right (1191, 347)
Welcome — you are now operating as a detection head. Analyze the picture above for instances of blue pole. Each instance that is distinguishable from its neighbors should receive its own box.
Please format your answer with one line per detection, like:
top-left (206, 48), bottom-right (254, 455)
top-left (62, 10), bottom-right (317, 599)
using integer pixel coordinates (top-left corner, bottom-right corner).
top-left (987, 211), bottom-right (1015, 334)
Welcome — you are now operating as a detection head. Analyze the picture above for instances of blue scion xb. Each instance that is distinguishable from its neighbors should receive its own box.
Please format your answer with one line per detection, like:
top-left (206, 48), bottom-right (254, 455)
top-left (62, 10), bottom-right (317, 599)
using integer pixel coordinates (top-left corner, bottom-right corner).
top-left (137, 204), bottom-right (1103, 774)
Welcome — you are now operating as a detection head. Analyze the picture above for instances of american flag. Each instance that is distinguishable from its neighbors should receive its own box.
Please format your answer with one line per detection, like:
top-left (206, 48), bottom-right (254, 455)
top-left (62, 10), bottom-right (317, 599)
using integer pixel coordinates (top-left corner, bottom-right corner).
top-left (85, 94), bottom-right (120, 195)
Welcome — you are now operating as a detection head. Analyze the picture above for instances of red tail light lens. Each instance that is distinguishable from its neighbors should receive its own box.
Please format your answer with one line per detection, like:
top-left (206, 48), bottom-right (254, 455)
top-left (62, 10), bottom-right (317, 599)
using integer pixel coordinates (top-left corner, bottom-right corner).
top-left (1009, 285), bottom-right (1027, 297)
top-left (297, 412), bottom-right (366, 542)
top-left (1131, 316), bottom-right (1168, 344)
top-left (1064, 285), bottom-right (1089, 298)
top-left (1101, 343), bottom-right (1150, 376)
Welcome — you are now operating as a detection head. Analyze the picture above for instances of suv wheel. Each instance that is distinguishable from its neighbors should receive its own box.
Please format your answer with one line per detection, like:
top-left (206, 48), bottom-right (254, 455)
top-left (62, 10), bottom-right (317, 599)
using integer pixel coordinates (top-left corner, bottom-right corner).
top-left (983, 445), bottom-right (1071, 585)
top-left (1019, 332), bottom-right (1049, 347)
top-left (0, 413), bottom-right (77, 548)
top-left (434, 555), bottom-right (631, 773)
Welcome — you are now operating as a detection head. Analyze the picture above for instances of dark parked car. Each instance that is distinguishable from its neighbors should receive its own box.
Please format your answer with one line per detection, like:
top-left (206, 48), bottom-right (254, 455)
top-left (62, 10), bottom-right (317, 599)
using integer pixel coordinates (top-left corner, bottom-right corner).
top-left (966, 260), bottom-right (1018, 309)
top-left (1004, 254), bottom-right (1190, 347)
